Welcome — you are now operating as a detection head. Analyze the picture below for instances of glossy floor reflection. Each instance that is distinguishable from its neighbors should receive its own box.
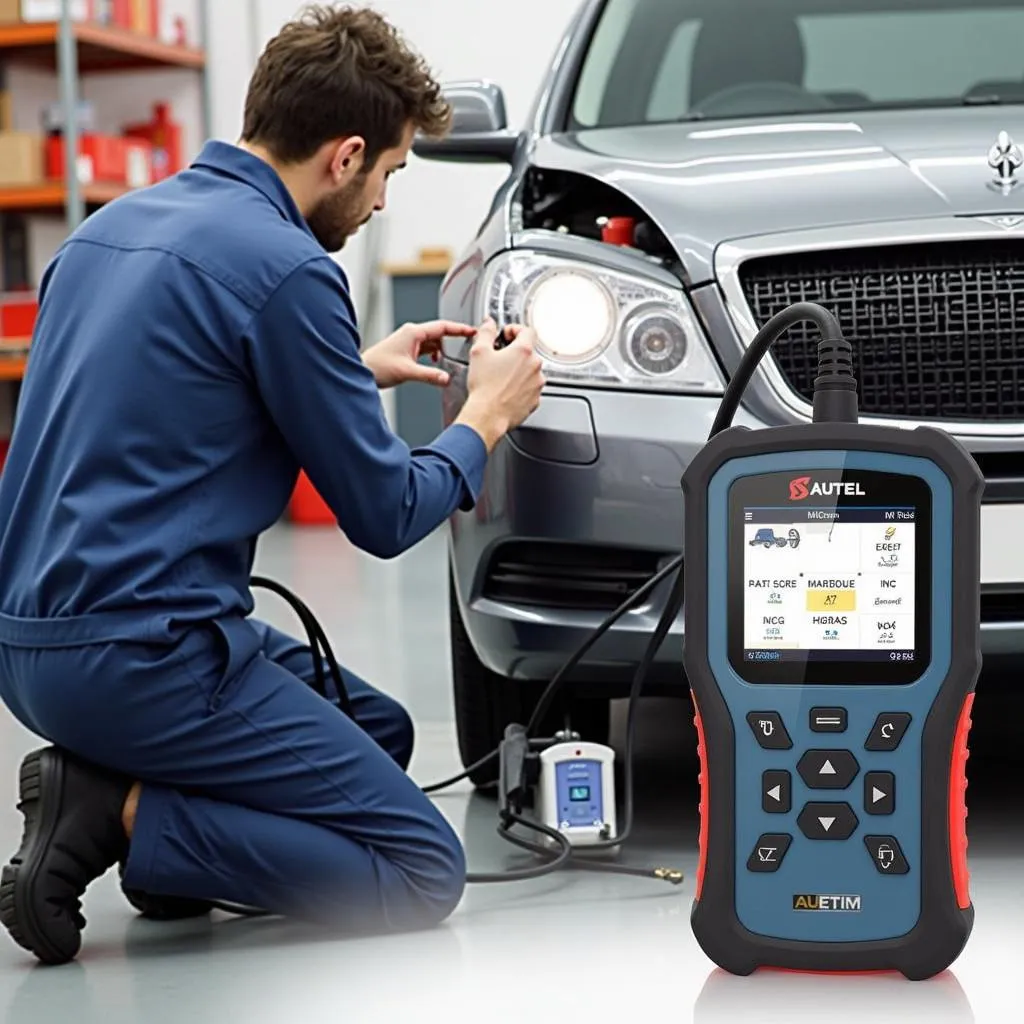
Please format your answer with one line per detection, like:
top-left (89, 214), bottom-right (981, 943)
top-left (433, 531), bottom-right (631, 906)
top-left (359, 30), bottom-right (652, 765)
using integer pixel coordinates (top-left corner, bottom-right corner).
top-left (0, 525), bottom-right (1021, 1023)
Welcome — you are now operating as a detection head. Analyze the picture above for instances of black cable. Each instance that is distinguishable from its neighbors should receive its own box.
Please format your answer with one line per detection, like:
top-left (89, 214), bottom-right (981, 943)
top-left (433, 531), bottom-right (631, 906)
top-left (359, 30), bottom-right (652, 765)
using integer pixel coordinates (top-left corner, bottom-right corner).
top-left (583, 566), bottom-right (684, 853)
top-left (464, 812), bottom-right (574, 883)
top-left (523, 554), bottom-right (683, 738)
top-left (251, 575), bottom-right (354, 718)
top-left (421, 750), bottom-right (498, 795)
top-left (710, 301), bottom-right (845, 437)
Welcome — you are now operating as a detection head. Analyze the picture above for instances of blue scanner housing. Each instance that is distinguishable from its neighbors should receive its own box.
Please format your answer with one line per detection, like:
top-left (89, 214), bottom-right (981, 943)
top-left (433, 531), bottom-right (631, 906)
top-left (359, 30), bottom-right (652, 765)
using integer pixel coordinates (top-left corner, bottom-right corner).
top-left (685, 421), bottom-right (980, 979)
top-left (706, 449), bottom-right (952, 944)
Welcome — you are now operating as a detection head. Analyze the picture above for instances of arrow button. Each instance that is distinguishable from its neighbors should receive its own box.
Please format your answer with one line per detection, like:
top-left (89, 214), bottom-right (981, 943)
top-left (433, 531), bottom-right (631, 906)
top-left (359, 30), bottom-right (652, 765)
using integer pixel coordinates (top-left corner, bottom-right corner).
top-left (864, 771), bottom-right (896, 815)
top-left (798, 802), bottom-right (859, 840)
top-left (761, 770), bottom-right (791, 813)
top-left (797, 749), bottom-right (860, 790)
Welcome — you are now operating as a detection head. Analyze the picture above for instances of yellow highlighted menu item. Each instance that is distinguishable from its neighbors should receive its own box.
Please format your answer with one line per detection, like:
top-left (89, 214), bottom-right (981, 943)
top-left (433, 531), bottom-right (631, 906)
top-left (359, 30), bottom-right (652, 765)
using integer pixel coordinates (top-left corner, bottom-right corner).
top-left (806, 589), bottom-right (857, 612)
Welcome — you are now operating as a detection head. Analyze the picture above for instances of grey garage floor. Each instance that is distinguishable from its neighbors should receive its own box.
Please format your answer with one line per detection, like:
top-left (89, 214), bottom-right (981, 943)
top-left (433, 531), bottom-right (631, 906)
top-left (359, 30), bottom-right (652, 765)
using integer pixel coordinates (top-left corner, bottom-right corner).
top-left (0, 524), bottom-right (1020, 1023)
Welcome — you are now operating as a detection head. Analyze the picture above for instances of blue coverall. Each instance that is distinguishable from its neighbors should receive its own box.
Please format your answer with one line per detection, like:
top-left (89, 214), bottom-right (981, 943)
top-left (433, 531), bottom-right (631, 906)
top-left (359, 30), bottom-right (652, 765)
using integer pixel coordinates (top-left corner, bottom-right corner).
top-left (0, 141), bottom-right (487, 929)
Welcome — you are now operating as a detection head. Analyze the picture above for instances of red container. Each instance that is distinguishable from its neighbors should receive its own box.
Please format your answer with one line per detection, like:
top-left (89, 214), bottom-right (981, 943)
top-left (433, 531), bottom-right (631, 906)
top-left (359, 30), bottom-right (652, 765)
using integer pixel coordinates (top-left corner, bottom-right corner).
top-left (602, 216), bottom-right (636, 247)
top-left (46, 133), bottom-right (126, 184)
top-left (124, 103), bottom-right (181, 181)
top-left (0, 295), bottom-right (38, 340)
top-left (289, 471), bottom-right (335, 526)
top-left (112, 0), bottom-right (132, 28)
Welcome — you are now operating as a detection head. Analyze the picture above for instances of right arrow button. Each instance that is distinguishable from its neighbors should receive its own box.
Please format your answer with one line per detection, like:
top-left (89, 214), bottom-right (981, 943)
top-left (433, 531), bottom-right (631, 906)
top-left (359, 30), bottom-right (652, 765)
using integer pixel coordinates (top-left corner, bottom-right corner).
top-left (864, 771), bottom-right (896, 815)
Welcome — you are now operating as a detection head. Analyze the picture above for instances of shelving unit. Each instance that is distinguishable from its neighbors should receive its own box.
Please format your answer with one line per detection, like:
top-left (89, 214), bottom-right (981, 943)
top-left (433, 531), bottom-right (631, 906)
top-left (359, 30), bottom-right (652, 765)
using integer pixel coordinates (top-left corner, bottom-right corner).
top-left (0, 0), bottom-right (211, 384)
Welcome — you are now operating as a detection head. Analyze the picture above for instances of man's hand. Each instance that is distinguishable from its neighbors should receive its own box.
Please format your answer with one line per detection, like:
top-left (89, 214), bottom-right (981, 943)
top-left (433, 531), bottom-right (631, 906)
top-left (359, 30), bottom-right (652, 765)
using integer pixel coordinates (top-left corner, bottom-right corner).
top-left (362, 320), bottom-right (478, 389)
top-left (455, 320), bottom-right (546, 451)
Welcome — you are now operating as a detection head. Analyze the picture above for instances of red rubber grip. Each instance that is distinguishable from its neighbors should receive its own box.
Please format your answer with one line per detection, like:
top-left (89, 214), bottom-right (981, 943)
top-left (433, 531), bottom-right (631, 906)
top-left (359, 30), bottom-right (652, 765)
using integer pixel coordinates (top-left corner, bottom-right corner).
top-left (692, 690), bottom-right (709, 901)
top-left (949, 693), bottom-right (973, 910)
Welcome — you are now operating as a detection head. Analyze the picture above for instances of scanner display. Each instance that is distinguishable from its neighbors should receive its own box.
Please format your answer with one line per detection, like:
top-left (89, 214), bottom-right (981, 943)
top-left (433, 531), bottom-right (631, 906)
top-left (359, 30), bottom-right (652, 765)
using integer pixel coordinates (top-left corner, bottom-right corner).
top-left (728, 469), bottom-right (931, 685)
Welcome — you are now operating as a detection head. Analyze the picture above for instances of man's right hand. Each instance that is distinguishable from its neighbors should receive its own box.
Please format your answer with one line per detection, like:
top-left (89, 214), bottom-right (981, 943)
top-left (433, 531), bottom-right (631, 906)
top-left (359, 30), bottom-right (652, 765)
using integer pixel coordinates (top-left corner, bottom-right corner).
top-left (456, 320), bottom-right (546, 451)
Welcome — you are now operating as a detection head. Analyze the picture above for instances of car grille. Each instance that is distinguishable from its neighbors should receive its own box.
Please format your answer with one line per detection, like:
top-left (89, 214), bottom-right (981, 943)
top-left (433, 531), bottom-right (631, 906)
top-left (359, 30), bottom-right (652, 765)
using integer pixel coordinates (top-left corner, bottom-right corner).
top-left (981, 586), bottom-right (1024, 623)
top-left (483, 542), bottom-right (667, 612)
top-left (739, 239), bottom-right (1024, 421)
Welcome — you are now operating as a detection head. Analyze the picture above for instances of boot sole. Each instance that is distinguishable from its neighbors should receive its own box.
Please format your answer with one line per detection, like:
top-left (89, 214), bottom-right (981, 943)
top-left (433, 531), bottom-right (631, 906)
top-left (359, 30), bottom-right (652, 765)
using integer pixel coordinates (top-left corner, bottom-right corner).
top-left (0, 748), bottom-right (80, 965)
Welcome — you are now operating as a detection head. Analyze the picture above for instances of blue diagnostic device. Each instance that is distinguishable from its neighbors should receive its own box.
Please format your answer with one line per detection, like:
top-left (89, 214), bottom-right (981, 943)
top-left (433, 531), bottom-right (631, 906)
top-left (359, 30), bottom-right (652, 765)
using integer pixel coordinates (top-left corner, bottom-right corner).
top-left (680, 303), bottom-right (984, 981)
top-left (683, 422), bottom-right (983, 981)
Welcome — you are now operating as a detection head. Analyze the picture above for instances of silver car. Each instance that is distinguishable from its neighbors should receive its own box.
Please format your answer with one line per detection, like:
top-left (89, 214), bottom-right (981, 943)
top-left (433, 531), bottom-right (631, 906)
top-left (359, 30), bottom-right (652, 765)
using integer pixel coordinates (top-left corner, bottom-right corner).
top-left (415, 0), bottom-right (1024, 783)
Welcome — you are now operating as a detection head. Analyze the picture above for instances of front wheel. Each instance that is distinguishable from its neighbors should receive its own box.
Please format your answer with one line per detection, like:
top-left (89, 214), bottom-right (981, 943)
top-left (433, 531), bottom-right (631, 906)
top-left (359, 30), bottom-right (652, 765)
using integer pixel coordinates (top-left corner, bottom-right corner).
top-left (449, 576), bottom-right (610, 788)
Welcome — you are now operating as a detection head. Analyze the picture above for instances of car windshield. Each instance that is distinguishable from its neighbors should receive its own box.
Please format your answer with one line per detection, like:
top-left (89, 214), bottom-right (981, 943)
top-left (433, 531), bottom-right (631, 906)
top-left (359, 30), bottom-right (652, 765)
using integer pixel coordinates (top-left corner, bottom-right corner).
top-left (571, 0), bottom-right (1024, 128)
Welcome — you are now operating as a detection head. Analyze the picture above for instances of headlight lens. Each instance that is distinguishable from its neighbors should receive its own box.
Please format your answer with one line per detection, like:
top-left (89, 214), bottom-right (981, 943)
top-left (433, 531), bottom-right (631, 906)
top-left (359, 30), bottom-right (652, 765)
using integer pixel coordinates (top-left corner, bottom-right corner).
top-left (526, 269), bottom-right (616, 363)
top-left (483, 251), bottom-right (724, 393)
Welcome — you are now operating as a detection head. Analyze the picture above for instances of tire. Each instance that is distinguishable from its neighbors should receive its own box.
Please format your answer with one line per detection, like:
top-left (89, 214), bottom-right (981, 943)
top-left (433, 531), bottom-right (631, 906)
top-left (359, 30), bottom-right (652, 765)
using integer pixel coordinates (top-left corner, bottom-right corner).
top-left (449, 576), bottom-right (610, 788)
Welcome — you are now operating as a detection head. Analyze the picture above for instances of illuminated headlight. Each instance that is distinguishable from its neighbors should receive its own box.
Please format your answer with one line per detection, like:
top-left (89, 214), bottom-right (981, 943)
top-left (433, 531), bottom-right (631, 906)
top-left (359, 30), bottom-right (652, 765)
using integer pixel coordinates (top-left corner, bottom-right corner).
top-left (482, 251), bottom-right (724, 393)
top-left (525, 269), bottom-right (615, 363)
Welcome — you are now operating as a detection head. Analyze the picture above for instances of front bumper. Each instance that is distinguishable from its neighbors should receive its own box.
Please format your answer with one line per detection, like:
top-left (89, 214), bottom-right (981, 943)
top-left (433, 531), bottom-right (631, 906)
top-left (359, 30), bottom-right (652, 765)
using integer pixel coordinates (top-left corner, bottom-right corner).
top-left (444, 381), bottom-right (1024, 689)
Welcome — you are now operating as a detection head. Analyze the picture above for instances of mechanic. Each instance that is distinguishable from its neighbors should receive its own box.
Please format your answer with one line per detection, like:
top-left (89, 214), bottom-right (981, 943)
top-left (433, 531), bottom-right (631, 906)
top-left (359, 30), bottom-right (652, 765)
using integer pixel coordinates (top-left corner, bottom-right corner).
top-left (0, 4), bottom-right (545, 965)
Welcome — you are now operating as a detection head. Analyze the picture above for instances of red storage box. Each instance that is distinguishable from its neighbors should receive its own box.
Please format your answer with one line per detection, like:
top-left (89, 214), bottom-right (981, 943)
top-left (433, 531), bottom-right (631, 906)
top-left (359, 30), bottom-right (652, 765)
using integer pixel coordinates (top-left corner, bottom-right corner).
top-left (46, 133), bottom-right (126, 184)
top-left (289, 471), bottom-right (335, 526)
top-left (0, 294), bottom-right (37, 340)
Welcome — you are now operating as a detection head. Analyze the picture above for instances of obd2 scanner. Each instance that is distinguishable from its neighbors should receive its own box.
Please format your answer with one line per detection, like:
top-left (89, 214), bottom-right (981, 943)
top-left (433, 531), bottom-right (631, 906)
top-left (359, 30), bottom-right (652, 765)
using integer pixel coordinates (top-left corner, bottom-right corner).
top-left (682, 303), bottom-right (983, 981)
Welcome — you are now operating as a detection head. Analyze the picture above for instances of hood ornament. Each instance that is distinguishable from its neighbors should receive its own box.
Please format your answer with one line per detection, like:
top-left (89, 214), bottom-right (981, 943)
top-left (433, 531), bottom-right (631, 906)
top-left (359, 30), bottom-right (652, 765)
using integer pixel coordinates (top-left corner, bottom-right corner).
top-left (976, 214), bottom-right (1024, 230)
top-left (988, 131), bottom-right (1023, 193)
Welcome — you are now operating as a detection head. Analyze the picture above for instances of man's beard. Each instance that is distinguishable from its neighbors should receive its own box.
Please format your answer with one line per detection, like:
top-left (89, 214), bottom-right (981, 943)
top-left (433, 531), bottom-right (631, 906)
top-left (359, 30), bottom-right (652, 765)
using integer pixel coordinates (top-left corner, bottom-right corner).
top-left (306, 177), bottom-right (372, 252)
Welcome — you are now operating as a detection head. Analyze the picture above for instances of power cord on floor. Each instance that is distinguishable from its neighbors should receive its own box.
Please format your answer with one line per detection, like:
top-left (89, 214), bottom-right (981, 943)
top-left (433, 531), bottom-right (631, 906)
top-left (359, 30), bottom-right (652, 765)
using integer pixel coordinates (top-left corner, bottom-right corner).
top-left (246, 301), bottom-right (846, 894)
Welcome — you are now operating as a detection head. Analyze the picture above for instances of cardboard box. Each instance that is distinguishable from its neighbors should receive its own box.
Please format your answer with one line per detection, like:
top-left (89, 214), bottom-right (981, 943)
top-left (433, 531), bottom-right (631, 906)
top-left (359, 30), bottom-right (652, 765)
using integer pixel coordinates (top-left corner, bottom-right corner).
top-left (0, 132), bottom-right (44, 187)
top-left (0, 1), bottom-right (94, 21)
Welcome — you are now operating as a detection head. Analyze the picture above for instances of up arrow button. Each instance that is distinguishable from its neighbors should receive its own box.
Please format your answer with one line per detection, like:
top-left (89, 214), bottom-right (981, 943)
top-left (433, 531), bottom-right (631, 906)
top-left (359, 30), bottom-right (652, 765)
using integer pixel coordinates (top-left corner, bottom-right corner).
top-left (798, 749), bottom-right (860, 790)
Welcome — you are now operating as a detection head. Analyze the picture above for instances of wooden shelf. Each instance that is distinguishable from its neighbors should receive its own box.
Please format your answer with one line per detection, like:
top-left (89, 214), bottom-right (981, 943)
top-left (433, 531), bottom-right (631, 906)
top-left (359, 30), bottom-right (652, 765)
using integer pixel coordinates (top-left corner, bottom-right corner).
top-left (0, 21), bottom-right (205, 72)
top-left (0, 356), bottom-right (27, 380)
top-left (0, 180), bottom-right (127, 213)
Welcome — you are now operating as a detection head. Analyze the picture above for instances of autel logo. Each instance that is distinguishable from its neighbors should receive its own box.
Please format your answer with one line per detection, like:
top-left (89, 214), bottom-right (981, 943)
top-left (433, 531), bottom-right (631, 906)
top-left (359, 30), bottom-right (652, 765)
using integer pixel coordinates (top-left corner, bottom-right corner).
top-left (789, 477), bottom-right (811, 500)
top-left (788, 478), bottom-right (867, 500)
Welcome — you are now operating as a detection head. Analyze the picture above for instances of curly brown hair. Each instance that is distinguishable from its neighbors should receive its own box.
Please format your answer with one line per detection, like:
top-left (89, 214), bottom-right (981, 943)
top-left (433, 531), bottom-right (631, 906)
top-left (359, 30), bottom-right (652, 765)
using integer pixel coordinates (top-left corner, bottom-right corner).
top-left (241, 4), bottom-right (451, 168)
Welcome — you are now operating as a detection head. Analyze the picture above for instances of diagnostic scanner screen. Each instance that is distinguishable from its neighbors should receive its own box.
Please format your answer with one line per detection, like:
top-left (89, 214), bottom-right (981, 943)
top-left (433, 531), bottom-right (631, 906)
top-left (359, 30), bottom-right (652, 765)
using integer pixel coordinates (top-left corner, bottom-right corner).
top-left (727, 468), bottom-right (932, 685)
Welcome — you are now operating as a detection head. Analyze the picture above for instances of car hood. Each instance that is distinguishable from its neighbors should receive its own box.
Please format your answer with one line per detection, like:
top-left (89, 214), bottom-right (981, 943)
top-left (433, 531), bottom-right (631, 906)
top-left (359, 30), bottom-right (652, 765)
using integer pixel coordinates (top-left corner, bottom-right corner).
top-left (530, 107), bottom-right (1024, 283)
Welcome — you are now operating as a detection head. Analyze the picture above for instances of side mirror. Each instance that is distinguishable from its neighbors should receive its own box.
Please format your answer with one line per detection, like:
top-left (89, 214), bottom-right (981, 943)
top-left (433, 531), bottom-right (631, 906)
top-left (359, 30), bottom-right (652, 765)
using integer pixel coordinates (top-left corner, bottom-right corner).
top-left (414, 81), bottom-right (520, 164)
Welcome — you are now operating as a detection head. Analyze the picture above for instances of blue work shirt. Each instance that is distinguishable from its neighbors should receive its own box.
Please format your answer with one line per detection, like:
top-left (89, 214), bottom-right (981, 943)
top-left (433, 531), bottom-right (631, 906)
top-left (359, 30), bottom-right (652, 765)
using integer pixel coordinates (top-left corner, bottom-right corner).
top-left (0, 140), bottom-right (486, 648)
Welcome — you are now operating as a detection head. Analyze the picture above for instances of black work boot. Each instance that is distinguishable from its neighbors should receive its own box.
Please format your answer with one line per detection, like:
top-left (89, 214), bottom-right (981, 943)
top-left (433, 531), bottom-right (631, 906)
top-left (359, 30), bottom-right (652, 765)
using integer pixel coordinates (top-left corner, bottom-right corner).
top-left (119, 863), bottom-right (213, 921)
top-left (0, 746), bottom-right (132, 965)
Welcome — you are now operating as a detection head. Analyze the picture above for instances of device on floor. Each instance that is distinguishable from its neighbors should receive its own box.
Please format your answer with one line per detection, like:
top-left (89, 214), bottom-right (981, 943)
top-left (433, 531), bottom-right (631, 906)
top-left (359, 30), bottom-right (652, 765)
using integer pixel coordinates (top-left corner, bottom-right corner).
top-left (535, 740), bottom-right (617, 847)
top-left (681, 308), bottom-right (983, 980)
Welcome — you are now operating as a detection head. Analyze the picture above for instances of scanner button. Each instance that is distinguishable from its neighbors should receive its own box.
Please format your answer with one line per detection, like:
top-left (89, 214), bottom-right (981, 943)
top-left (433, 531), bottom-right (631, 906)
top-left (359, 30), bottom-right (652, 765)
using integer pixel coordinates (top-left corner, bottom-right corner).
top-left (746, 712), bottom-right (792, 750)
top-left (762, 770), bottom-right (791, 813)
top-left (798, 802), bottom-right (859, 840)
top-left (810, 707), bottom-right (847, 733)
top-left (747, 833), bottom-right (792, 873)
top-left (797, 749), bottom-right (860, 790)
top-left (865, 835), bottom-right (910, 875)
top-left (864, 771), bottom-right (896, 815)
top-left (865, 713), bottom-right (912, 751)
